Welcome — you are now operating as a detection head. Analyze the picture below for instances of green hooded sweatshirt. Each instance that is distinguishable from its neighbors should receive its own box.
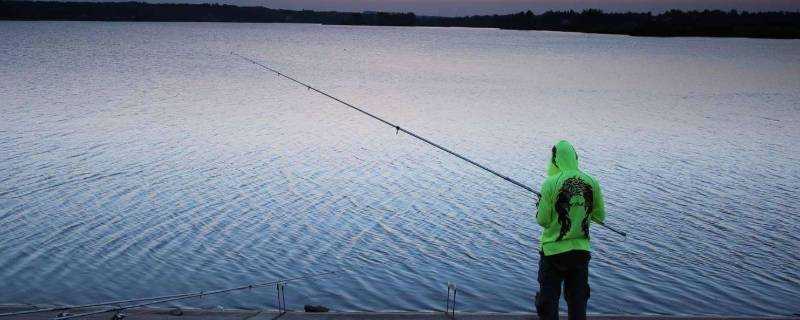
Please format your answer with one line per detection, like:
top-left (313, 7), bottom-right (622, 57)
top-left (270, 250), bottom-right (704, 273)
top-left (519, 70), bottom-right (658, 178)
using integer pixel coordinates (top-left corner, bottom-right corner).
top-left (536, 140), bottom-right (605, 256)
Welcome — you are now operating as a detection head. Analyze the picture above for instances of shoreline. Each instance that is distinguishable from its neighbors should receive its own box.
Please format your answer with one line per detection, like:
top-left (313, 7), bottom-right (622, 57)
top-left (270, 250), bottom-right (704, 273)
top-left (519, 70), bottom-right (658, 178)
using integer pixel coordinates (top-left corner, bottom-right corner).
top-left (2, 1), bottom-right (799, 39)
top-left (1, 19), bottom-right (799, 41)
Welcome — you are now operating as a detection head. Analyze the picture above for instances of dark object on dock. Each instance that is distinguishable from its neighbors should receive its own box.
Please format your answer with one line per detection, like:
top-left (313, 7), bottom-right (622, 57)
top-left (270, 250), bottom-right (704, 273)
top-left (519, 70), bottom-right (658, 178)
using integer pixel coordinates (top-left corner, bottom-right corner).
top-left (110, 312), bottom-right (126, 320)
top-left (304, 305), bottom-right (329, 313)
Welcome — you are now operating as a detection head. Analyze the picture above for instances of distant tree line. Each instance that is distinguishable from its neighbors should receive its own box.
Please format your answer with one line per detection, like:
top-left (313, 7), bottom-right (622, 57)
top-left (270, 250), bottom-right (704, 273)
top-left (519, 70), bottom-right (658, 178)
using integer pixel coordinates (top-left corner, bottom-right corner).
top-left (1, 0), bottom-right (798, 38)
top-left (429, 9), bottom-right (800, 38)
top-left (0, 1), bottom-right (354, 23)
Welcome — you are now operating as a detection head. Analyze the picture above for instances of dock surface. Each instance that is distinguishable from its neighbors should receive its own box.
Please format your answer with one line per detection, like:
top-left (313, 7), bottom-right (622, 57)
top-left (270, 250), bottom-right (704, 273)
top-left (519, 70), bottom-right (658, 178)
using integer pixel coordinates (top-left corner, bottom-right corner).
top-left (2, 306), bottom-right (798, 320)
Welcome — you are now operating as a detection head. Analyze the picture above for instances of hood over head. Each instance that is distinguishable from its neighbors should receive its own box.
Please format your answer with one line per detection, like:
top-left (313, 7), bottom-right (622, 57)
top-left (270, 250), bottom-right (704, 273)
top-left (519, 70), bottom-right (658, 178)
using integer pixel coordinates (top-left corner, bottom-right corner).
top-left (547, 140), bottom-right (579, 176)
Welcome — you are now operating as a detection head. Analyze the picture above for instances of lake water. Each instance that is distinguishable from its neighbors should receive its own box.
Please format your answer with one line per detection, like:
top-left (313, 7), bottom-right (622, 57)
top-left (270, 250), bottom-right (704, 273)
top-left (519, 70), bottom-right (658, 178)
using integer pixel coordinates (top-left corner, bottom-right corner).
top-left (1, 21), bottom-right (799, 316)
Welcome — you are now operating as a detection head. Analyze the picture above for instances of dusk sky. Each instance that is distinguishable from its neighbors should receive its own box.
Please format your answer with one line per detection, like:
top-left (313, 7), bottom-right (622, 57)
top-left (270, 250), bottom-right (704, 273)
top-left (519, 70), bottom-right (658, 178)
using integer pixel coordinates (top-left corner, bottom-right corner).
top-left (135, 0), bottom-right (800, 16)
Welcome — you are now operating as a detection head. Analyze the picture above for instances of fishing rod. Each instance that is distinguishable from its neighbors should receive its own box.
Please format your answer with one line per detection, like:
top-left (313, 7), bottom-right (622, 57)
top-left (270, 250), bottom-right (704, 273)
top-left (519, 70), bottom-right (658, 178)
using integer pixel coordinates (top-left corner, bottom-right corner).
top-left (51, 269), bottom-right (342, 320)
top-left (232, 52), bottom-right (626, 238)
top-left (0, 293), bottom-right (195, 318)
top-left (0, 270), bottom-right (341, 319)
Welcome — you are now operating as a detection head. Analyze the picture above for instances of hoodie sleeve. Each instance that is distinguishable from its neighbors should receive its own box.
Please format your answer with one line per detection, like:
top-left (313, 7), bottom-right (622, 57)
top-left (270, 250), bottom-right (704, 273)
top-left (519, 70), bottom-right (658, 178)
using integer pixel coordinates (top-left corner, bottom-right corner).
top-left (536, 179), bottom-right (555, 227)
top-left (591, 177), bottom-right (606, 224)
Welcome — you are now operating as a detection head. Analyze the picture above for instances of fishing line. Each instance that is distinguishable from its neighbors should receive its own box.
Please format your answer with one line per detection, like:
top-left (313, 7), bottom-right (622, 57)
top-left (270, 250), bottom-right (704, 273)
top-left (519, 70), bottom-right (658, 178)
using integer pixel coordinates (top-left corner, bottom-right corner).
top-left (232, 53), bottom-right (626, 238)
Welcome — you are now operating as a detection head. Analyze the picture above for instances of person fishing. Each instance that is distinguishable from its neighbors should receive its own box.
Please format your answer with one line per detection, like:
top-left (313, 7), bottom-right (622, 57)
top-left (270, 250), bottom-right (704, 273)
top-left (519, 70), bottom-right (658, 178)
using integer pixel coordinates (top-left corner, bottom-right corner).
top-left (535, 140), bottom-right (606, 320)
top-left (232, 57), bottom-right (625, 313)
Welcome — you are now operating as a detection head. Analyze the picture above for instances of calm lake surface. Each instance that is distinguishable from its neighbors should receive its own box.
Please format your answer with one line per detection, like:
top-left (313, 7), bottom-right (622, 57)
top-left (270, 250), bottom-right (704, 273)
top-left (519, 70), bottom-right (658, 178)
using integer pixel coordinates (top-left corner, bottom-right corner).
top-left (1, 21), bottom-right (799, 315)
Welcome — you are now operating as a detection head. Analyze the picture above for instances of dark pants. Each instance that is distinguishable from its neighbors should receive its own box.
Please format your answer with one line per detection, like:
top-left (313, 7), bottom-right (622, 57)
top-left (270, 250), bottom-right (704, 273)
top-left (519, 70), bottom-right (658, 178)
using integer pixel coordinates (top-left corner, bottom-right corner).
top-left (535, 250), bottom-right (591, 320)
